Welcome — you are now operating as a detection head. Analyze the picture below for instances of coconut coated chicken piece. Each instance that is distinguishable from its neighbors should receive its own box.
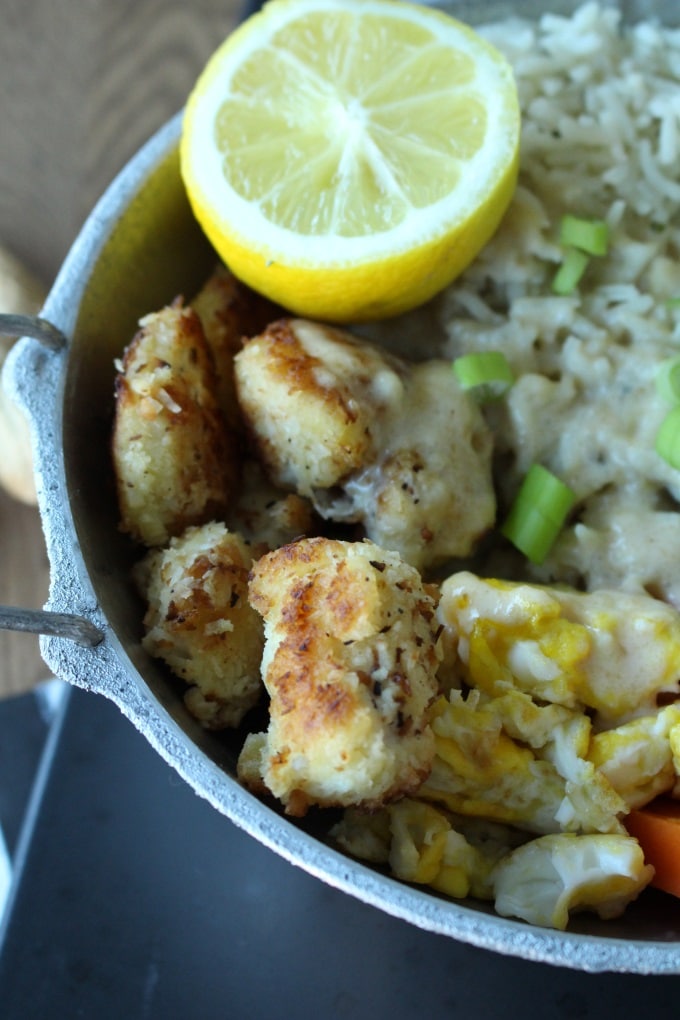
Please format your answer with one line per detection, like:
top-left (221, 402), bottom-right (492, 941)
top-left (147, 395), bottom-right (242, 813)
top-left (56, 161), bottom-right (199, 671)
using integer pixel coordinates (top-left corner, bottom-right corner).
top-left (112, 301), bottom-right (237, 547)
top-left (233, 318), bottom-right (495, 572)
top-left (135, 521), bottom-right (264, 729)
top-left (226, 460), bottom-right (319, 555)
top-left (237, 537), bottom-right (441, 816)
top-left (234, 318), bottom-right (389, 492)
top-left (191, 264), bottom-right (279, 430)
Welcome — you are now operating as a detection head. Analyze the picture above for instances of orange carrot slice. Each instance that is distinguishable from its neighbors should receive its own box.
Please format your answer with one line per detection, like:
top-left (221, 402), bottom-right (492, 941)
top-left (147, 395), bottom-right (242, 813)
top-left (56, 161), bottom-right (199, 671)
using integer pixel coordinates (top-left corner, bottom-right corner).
top-left (626, 798), bottom-right (680, 898)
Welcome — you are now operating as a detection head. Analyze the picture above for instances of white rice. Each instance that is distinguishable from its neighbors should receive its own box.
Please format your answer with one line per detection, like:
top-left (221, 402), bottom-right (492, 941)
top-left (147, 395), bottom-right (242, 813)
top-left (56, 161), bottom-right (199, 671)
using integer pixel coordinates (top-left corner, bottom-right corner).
top-left (427, 2), bottom-right (680, 606)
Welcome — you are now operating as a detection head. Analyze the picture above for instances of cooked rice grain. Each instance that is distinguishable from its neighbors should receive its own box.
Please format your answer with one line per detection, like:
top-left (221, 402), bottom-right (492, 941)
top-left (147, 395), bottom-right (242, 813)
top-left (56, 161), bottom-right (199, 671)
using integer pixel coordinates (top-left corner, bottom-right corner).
top-left (437, 3), bottom-right (680, 605)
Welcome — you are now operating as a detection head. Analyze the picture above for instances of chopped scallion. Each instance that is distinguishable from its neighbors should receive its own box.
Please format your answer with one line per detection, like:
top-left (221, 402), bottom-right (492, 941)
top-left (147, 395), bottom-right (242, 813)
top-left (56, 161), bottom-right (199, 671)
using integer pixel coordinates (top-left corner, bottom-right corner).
top-left (559, 214), bottom-right (610, 256)
top-left (551, 247), bottom-right (590, 296)
top-left (501, 463), bottom-right (576, 564)
top-left (655, 407), bottom-right (680, 469)
top-left (452, 351), bottom-right (514, 402)
top-left (656, 357), bottom-right (680, 404)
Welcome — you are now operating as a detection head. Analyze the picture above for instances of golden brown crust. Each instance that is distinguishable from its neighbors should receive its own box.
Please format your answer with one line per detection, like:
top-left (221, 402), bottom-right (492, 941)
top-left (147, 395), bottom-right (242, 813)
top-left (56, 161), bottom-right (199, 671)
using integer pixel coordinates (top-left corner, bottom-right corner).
top-left (112, 301), bottom-right (237, 547)
top-left (191, 264), bottom-right (280, 430)
top-left (135, 521), bottom-right (264, 729)
top-left (239, 537), bottom-right (441, 815)
top-left (226, 460), bottom-right (319, 554)
top-left (234, 319), bottom-right (395, 493)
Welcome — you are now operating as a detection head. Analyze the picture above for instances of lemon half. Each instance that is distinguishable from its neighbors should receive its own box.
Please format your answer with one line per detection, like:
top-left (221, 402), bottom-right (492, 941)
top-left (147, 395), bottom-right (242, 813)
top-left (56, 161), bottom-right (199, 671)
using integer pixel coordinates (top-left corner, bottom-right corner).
top-left (181, 0), bottom-right (520, 322)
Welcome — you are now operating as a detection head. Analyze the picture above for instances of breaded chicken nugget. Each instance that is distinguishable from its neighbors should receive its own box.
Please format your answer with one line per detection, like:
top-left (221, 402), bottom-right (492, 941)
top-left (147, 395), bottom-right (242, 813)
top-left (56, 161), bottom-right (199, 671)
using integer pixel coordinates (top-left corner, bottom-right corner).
top-left (234, 318), bottom-right (401, 493)
top-left (112, 301), bottom-right (236, 547)
top-left (237, 537), bottom-right (441, 816)
top-left (135, 521), bottom-right (264, 729)
top-left (227, 460), bottom-right (319, 553)
top-left (234, 318), bottom-right (495, 571)
top-left (192, 264), bottom-right (279, 430)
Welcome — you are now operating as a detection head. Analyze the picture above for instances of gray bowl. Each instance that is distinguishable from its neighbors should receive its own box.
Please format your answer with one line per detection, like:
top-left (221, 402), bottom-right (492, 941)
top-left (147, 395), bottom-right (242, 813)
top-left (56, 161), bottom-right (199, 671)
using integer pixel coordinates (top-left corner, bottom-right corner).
top-left (4, 0), bottom-right (680, 974)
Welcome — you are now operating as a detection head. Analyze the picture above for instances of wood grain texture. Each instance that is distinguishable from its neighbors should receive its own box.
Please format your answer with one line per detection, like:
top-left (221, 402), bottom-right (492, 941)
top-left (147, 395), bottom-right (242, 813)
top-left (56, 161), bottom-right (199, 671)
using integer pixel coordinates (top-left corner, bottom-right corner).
top-left (0, 0), bottom-right (245, 697)
top-left (0, 489), bottom-right (50, 697)
top-left (0, 0), bottom-right (244, 284)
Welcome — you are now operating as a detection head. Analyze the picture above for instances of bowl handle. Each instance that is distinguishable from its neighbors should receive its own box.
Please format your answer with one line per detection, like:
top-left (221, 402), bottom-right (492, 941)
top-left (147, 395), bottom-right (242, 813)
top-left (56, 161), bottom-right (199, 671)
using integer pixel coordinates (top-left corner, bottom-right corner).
top-left (0, 313), bottom-right (67, 351)
top-left (0, 606), bottom-right (104, 648)
top-left (1, 314), bottom-right (104, 649)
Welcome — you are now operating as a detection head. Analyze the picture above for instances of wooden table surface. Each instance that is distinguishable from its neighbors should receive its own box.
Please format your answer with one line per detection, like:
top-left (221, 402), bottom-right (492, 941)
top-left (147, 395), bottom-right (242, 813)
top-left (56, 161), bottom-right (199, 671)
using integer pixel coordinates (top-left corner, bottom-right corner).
top-left (0, 0), bottom-right (245, 698)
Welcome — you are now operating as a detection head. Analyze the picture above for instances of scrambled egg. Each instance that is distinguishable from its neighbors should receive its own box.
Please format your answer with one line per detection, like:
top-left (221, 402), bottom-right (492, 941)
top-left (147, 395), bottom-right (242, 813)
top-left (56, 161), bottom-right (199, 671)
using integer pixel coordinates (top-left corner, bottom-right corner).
top-left (333, 801), bottom-right (652, 931)
top-left (438, 571), bottom-right (680, 724)
top-left (419, 690), bottom-right (627, 837)
top-left (589, 705), bottom-right (680, 810)
top-left (335, 570), bottom-right (680, 927)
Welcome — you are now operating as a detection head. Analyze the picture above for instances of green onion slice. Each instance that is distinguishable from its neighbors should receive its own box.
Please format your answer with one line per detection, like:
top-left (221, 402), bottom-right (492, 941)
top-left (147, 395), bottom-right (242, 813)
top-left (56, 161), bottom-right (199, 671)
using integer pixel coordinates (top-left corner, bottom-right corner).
top-left (656, 407), bottom-right (680, 469)
top-left (552, 247), bottom-right (590, 296)
top-left (559, 214), bottom-right (610, 256)
top-left (452, 351), bottom-right (514, 402)
top-left (656, 357), bottom-right (680, 403)
top-left (501, 464), bottom-right (576, 564)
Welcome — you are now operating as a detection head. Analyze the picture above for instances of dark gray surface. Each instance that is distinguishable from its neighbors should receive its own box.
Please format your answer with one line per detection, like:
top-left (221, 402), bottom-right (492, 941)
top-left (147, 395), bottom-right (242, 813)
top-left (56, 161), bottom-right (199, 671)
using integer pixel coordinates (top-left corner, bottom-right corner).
top-left (0, 690), bottom-right (51, 857)
top-left (0, 686), bottom-right (679, 1017)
